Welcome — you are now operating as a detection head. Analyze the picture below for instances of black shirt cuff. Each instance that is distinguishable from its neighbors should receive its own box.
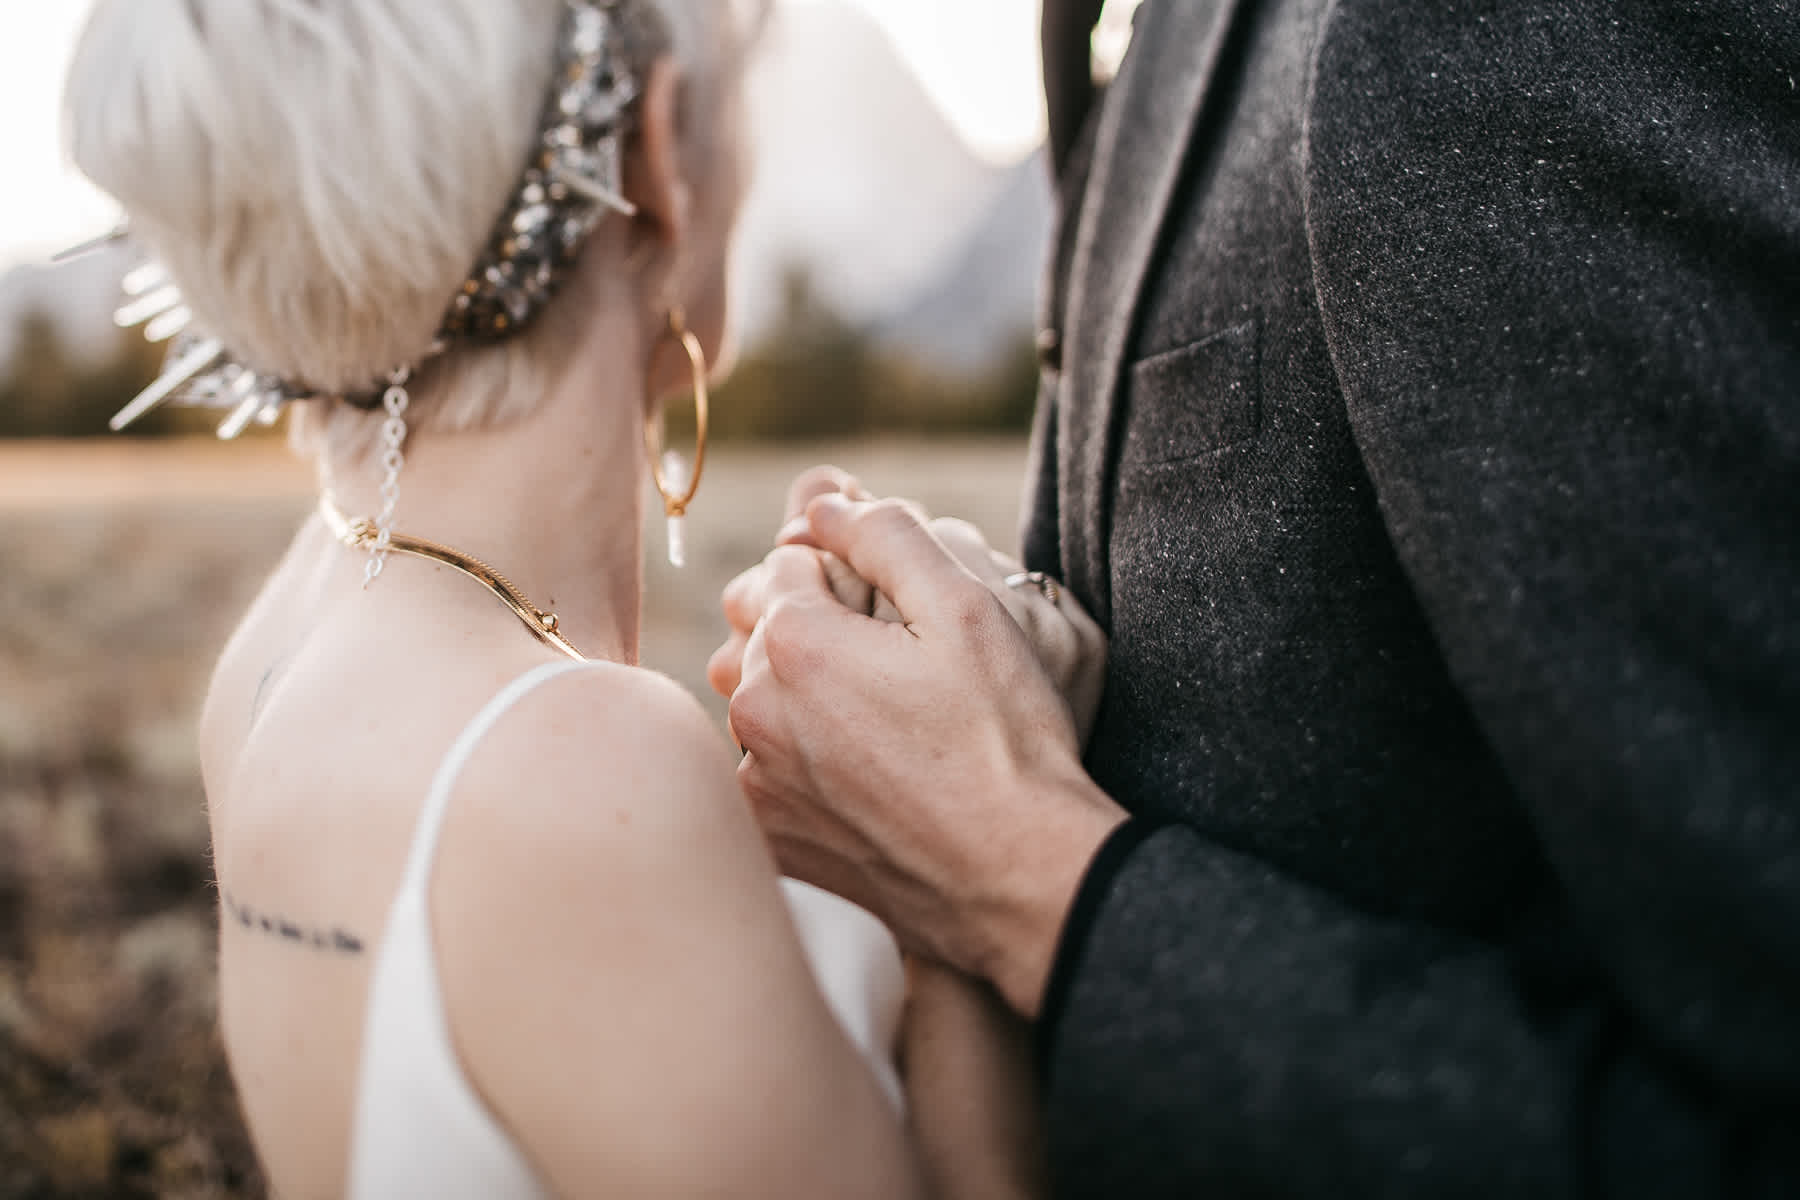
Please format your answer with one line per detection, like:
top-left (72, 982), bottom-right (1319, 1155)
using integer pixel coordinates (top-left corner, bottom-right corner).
top-left (1033, 815), bottom-right (1173, 1081)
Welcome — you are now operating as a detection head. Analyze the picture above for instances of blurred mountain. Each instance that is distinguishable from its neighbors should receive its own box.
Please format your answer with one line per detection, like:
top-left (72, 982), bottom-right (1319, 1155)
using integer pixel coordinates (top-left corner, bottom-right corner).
top-left (875, 147), bottom-right (1052, 370)
top-left (728, 1), bottom-right (1048, 361)
top-left (1, 1), bottom-right (1051, 385)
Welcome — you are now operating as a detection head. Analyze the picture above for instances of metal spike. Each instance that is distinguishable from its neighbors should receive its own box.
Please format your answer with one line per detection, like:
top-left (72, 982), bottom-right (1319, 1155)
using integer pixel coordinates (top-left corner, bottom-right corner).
top-left (51, 223), bottom-right (130, 264)
top-left (215, 372), bottom-right (267, 441)
top-left (109, 337), bottom-right (224, 431)
top-left (122, 262), bottom-right (169, 297)
top-left (143, 305), bottom-right (193, 344)
top-left (548, 164), bottom-right (638, 217)
top-left (114, 285), bottom-right (184, 329)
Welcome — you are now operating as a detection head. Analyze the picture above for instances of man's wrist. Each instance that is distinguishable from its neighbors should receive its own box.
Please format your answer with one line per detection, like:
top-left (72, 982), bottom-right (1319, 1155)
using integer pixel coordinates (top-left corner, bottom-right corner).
top-left (977, 772), bottom-right (1127, 1019)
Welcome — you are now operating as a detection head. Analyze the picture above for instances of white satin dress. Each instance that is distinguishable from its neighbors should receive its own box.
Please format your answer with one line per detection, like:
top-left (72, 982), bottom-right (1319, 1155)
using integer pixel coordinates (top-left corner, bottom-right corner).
top-left (347, 661), bottom-right (906, 1199)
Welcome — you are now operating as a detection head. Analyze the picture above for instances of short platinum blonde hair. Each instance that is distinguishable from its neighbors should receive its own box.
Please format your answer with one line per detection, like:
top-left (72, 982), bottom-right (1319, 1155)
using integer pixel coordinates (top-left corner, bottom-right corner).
top-left (65, 0), bottom-right (751, 461)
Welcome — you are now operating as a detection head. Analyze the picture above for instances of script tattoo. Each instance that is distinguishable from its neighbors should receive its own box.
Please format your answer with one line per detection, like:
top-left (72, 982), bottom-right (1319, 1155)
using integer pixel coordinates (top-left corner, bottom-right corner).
top-left (221, 891), bottom-right (364, 956)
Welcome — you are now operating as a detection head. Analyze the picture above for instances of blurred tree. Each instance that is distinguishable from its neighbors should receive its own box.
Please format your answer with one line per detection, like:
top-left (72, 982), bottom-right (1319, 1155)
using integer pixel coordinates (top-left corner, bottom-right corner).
top-left (709, 266), bottom-right (881, 441)
top-left (0, 308), bottom-right (190, 438)
top-left (0, 267), bottom-right (1039, 442)
top-left (708, 263), bottom-right (1038, 443)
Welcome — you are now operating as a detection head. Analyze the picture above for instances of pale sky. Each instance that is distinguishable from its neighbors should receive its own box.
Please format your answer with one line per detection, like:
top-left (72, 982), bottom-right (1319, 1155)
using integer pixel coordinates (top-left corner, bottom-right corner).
top-left (1, 0), bottom-right (1059, 271)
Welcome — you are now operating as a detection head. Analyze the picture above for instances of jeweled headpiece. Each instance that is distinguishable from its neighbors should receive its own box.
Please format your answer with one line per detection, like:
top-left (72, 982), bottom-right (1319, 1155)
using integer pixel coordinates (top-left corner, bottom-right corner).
top-left (65, 0), bottom-right (663, 439)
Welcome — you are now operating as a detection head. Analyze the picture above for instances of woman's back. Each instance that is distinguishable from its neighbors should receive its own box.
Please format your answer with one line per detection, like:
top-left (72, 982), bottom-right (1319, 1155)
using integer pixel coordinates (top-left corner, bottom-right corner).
top-left (201, 521), bottom-right (561, 1196)
top-left (202, 526), bottom-right (912, 1198)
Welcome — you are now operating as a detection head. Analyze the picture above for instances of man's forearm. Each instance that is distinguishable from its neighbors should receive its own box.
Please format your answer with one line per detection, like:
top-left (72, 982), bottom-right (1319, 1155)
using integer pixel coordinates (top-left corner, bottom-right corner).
top-left (972, 769), bottom-right (1126, 1020)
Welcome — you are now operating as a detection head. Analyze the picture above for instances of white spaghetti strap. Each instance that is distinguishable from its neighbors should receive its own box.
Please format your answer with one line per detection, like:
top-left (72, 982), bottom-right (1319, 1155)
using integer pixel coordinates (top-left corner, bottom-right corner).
top-left (399, 660), bottom-right (598, 894)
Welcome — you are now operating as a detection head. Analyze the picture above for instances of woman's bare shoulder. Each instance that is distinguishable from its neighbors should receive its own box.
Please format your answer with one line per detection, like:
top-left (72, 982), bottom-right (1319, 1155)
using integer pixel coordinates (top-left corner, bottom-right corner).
top-left (453, 660), bottom-right (746, 839)
top-left (426, 661), bottom-right (918, 1194)
top-left (417, 659), bottom-right (771, 975)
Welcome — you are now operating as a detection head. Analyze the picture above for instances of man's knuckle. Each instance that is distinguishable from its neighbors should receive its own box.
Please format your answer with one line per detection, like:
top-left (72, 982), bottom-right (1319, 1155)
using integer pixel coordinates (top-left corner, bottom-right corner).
top-left (721, 569), bottom-right (764, 624)
top-left (728, 684), bottom-right (772, 744)
top-left (792, 464), bottom-right (851, 494)
top-left (865, 497), bottom-right (921, 533)
top-left (930, 517), bottom-right (983, 547)
top-left (762, 602), bottom-right (824, 678)
top-left (949, 586), bottom-right (1001, 635)
top-left (1080, 621), bottom-right (1110, 656)
top-left (991, 592), bottom-right (1029, 633)
top-left (764, 544), bottom-right (816, 577)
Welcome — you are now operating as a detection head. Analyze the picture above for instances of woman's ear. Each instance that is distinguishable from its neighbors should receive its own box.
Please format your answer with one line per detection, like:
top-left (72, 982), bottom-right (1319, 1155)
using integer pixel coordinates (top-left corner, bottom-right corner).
top-left (623, 58), bottom-right (690, 250)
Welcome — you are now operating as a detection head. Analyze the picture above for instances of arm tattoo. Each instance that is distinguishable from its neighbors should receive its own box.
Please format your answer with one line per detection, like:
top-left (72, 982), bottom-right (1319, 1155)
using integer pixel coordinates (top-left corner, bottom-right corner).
top-left (221, 891), bottom-right (364, 956)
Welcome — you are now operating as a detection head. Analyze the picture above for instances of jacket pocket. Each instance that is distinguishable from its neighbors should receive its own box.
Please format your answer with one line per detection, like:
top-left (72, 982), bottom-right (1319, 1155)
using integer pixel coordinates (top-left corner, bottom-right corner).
top-left (1120, 320), bottom-right (1260, 467)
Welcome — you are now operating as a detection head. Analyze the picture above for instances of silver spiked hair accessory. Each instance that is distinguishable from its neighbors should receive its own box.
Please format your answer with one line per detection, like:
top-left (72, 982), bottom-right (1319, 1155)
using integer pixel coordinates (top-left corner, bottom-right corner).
top-left (60, 0), bottom-right (662, 440)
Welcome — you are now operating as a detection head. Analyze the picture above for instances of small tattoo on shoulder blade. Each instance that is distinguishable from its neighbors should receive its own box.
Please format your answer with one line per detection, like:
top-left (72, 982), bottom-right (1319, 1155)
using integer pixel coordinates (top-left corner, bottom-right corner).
top-left (220, 891), bottom-right (364, 957)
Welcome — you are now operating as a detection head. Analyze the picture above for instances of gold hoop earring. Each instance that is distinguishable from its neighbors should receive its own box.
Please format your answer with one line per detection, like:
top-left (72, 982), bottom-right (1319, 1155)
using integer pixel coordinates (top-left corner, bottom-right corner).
top-left (645, 306), bottom-right (710, 568)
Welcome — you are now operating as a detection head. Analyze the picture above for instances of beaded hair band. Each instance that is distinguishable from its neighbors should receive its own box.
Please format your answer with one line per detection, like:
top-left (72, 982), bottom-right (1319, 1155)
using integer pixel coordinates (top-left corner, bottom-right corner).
top-left (65, 0), bottom-right (663, 439)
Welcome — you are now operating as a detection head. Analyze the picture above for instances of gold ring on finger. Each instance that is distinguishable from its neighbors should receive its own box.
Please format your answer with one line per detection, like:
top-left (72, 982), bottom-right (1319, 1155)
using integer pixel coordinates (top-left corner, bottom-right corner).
top-left (1003, 571), bottom-right (1061, 607)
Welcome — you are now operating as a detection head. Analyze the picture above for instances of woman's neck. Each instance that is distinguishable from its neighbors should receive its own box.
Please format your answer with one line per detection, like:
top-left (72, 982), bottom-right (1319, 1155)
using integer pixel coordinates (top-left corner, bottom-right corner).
top-left (318, 319), bottom-right (651, 666)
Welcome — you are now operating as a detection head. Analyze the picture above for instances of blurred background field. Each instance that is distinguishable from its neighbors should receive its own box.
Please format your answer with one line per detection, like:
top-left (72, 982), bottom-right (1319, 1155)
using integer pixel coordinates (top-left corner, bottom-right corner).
top-left (0, 436), bottom-right (1025, 1198)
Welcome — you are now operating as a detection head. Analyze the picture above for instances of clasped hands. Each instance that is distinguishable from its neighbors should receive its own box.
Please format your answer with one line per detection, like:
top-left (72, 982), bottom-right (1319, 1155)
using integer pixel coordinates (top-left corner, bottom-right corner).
top-left (708, 468), bottom-right (1126, 1017)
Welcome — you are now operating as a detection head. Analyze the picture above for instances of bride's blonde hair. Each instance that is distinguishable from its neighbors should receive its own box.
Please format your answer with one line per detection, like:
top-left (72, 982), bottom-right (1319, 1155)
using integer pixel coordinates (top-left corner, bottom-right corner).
top-left (64, 0), bottom-right (750, 461)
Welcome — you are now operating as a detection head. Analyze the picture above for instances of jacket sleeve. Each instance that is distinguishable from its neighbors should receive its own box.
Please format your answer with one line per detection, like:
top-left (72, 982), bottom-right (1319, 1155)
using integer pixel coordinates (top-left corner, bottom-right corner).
top-left (1036, 2), bottom-right (1800, 1196)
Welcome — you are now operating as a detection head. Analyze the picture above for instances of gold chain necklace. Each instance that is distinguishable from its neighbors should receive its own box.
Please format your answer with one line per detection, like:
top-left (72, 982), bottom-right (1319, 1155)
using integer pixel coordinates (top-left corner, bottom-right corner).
top-left (318, 497), bottom-right (586, 662)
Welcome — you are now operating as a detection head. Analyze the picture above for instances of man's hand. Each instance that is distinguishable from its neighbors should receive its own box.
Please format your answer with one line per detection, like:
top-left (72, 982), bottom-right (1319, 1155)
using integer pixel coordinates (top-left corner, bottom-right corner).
top-left (723, 493), bottom-right (1127, 1016)
top-left (708, 469), bottom-right (1109, 745)
top-left (886, 516), bottom-right (1107, 746)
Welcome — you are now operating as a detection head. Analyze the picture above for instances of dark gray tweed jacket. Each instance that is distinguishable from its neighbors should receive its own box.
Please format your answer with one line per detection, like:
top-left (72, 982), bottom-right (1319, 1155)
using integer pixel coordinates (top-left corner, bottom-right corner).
top-left (1023, 0), bottom-right (1800, 1195)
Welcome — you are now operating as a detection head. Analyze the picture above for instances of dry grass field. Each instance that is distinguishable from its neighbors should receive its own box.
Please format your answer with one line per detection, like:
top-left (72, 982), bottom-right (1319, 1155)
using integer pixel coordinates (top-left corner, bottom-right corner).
top-left (0, 434), bottom-right (1026, 1198)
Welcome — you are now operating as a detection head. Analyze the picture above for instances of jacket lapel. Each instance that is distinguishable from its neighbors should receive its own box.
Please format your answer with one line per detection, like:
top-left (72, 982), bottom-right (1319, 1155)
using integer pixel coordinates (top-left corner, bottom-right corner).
top-left (1057, 0), bottom-right (1248, 627)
